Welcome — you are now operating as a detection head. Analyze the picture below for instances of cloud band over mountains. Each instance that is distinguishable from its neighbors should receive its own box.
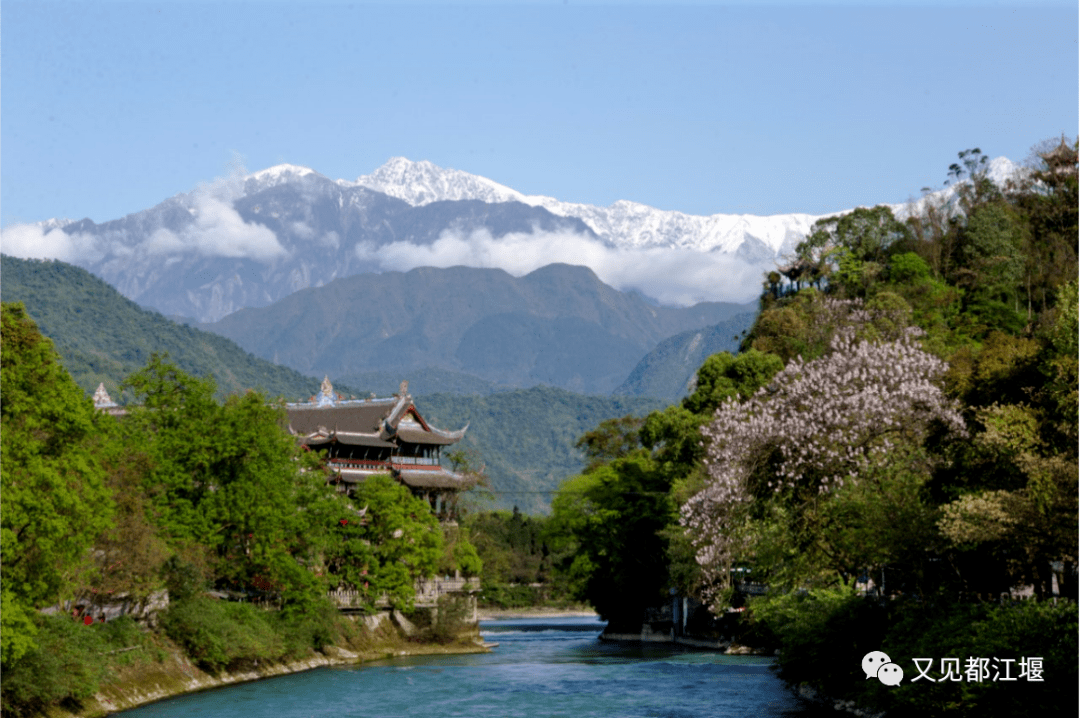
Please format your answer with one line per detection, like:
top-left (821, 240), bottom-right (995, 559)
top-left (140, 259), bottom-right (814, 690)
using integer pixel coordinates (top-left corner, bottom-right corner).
top-left (3, 224), bottom-right (764, 307)
top-left (356, 227), bottom-right (763, 305)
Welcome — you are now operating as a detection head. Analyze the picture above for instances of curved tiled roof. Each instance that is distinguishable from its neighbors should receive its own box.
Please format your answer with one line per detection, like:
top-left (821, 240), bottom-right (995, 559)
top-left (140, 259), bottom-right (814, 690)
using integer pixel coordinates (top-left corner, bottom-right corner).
top-left (393, 424), bottom-right (467, 446)
top-left (286, 384), bottom-right (467, 449)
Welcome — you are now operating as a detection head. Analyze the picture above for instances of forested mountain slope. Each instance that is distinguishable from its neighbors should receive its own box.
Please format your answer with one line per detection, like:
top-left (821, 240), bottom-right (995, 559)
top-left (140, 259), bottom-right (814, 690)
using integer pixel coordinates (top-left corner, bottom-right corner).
top-left (614, 312), bottom-right (758, 400)
top-left (199, 263), bottom-right (753, 395)
top-left (0, 255), bottom-right (345, 401)
top-left (0, 255), bottom-right (671, 513)
top-left (417, 388), bottom-right (667, 515)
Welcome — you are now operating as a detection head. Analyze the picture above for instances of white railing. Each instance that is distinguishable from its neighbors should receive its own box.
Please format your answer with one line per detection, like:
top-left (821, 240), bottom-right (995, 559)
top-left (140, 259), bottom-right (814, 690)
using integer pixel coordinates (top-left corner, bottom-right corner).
top-left (393, 456), bottom-right (440, 466)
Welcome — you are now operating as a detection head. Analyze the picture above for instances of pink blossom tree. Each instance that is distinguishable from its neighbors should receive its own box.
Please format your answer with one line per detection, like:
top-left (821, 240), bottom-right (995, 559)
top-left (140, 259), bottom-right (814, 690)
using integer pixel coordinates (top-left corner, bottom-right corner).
top-left (681, 300), bottom-right (965, 605)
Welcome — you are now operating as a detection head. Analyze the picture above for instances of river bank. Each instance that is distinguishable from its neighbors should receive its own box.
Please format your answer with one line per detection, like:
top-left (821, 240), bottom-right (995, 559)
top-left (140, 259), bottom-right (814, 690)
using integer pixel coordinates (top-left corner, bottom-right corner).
top-left (597, 601), bottom-right (778, 656)
top-left (41, 610), bottom-right (489, 718)
top-left (54, 615), bottom-right (812, 718)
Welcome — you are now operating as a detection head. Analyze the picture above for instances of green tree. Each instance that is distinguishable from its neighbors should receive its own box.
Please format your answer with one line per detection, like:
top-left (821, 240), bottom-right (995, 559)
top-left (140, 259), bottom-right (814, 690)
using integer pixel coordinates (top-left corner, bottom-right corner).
top-left (549, 452), bottom-right (673, 626)
top-left (1, 303), bottom-right (115, 666)
top-left (438, 523), bottom-right (483, 578)
top-left (640, 405), bottom-right (706, 470)
top-left (1010, 139), bottom-right (1078, 317)
top-left (119, 354), bottom-right (336, 609)
top-left (575, 415), bottom-right (645, 470)
top-left (327, 475), bottom-right (443, 611)
top-left (77, 434), bottom-right (170, 606)
top-left (465, 509), bottom-right (556, 587)
top-left (793, 206), bottom-right (913, 298)
top-left (1042, 279), bottom-right (1078, 439)
top-left (681, 349), bottom-right (784, 415)
top-left (119, 355), bottom-right (222, 546)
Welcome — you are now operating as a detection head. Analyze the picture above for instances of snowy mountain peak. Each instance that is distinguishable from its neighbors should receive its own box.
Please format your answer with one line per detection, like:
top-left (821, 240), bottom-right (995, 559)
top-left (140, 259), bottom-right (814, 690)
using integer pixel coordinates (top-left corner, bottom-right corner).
top-left (347, 157), bottom-right (822, 255)
top-left (986, 156), bottom-right (1024, 186)
top-left (350, 156), bottom-right (530, 207)
top-left (245, 164), bottom-right (321, 188)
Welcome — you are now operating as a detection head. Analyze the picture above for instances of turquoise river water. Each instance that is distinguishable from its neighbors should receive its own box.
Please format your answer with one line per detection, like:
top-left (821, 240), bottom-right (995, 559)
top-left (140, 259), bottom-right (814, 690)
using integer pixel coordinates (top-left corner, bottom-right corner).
top-left (115, 616), bottom-right (826, 717)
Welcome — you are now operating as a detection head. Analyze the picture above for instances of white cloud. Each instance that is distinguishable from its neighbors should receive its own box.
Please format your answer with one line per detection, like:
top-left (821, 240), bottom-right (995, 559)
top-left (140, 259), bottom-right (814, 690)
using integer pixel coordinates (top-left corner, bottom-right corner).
top-left (179, 194), bottom-right (287, 261)
top-left (144, 227), bottom-right (188, 255)
top-left (0, 223), bottom-right (101, 263)
top-left (2, 165), bottom-right (288, 265)
top-left (355, 227), bottom-right (764, 305)
top-left (291, 221), bottom-right (316, 240)
top-left (166, 167), bottom-right (287, 261)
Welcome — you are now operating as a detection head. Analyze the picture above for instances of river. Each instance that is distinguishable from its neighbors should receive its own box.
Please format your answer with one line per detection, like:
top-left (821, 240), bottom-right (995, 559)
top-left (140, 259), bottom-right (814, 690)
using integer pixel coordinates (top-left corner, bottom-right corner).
top-left (115, 616), bottom-right (824, 717)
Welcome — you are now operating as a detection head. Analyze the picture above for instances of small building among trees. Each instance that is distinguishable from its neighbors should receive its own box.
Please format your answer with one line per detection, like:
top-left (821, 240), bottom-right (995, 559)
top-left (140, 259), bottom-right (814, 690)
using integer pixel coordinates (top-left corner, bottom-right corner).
top-left (286, 377), bottom-right (475, 518)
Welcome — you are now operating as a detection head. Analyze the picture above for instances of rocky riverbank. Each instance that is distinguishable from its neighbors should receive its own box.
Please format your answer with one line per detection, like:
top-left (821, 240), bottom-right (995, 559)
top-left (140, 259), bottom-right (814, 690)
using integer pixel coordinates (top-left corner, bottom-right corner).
top-left (42, 611), bottom-right (489, 718)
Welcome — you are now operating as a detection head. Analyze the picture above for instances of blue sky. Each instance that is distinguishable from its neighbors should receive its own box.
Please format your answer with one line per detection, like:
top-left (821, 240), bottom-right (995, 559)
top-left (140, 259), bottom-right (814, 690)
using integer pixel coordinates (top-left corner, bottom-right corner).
top-left (2, 1), bottom-right (1076, 227)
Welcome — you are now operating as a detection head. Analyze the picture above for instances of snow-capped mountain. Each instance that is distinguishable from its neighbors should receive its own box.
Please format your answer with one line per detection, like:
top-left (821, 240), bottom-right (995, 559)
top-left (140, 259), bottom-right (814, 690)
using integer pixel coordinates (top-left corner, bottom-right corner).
top-left (348, 155), bottom-right (1023, 257)
top-left (348, 157), bottom-right (818, 257)
top-left (3, 154), bottom-right (1023, 325)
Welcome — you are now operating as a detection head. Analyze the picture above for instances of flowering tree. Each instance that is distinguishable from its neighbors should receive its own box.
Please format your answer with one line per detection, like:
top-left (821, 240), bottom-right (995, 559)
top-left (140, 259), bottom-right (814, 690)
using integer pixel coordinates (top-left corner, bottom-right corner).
top-left (681, 302), bottom-right (965, 604)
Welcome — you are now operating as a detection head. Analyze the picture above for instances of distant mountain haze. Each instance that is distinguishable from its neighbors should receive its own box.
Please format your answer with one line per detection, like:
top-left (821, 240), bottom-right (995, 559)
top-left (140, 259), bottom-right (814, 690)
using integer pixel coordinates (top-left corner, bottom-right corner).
top-left (3, 158), bottom-right (830, 323)
top-left (199, 263), bottom-right (755, 396)
top-left (614, 313), bottom-right (759, 400)
top-left (0, 255), bottom-right (668, 512)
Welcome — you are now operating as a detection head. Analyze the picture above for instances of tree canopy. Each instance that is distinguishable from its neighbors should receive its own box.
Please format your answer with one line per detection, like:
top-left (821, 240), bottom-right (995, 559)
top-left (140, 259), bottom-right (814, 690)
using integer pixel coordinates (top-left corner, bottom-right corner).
top-left (1, 303), bottom-right (115, 666)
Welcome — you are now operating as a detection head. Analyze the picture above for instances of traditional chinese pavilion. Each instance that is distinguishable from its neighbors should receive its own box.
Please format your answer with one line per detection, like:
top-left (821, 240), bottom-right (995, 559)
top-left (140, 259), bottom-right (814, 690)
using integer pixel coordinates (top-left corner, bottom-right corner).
top-left (286, 378), bottom-right (474, 515)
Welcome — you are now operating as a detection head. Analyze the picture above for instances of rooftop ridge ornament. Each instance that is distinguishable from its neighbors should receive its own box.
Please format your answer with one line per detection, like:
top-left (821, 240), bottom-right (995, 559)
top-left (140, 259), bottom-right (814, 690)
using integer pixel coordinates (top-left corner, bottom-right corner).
top-left (316, 376), bottom-right (336, 407)
top-left (93, 383), bottom-right (117, 409)
top-left (398, 379), bottom-right (409, 396)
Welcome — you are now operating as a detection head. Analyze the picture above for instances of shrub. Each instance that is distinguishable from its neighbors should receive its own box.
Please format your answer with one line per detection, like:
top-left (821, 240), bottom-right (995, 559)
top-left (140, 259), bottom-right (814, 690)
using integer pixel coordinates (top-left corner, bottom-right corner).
top-left (431, 594), bottom-right (474, 643)
top-left (750, 582), bottom-right (890, 696)
top-left (159, 596), bottom-right (282, 673)
top-left (0, 614), bottom-right (111, 717)
top-left (880, 598), bottom-right (1078, 717)
top-left (890, 252), bottom-right (932, 283)
top-left (275, 597), bottom-right (343, 658)
top-left (751, 591), bottom-right (1077, 718)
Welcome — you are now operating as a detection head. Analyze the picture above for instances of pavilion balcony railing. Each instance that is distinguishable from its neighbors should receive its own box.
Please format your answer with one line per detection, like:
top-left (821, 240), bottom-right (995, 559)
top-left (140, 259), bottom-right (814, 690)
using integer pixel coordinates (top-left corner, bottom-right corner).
top-left (327, 457), bottom-right (440, 469)
top-left (391, 456), bottom-right (440, 466)
top-left (328, 459), bottom-right (389, 470)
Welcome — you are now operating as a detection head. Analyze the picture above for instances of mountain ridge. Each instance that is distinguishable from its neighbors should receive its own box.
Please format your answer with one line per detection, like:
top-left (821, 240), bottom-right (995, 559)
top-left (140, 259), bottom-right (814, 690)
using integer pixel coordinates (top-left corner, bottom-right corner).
top-left (199, 262), bottom-right (756, 396)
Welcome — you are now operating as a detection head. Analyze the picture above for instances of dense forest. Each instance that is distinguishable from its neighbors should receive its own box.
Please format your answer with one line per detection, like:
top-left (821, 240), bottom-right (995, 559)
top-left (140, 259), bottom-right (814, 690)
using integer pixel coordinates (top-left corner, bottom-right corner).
top-left (540, 141), bottom-right (1078, 716)
top-left (0, 315), bottom-right (480, 716)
